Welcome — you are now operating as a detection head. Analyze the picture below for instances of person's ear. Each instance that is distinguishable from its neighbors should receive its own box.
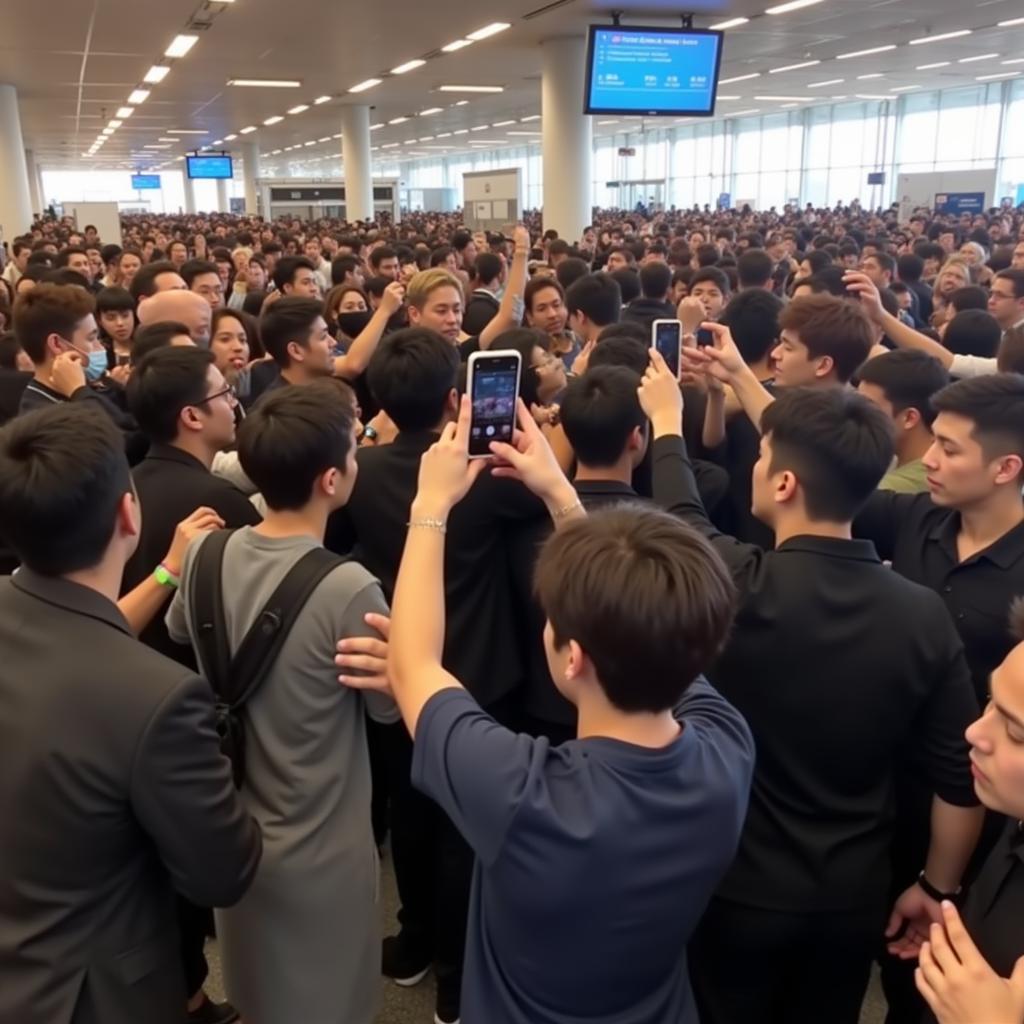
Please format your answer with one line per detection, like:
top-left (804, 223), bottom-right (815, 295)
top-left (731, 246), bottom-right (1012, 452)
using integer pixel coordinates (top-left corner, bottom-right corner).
top-left (286, 339), bottom-right (304, 364)
top-left (319, 466), bottom-right (339, 498)
top-left (993, 454), bottom-right (1024, 488)
top-left (775, 469), bottom-right (799, 506)
top-left (813, 354), bottom-right (835, 379)
top-left (628, 424), bottom-right (645, 451)
top-left (899, 407), bottom-right (922, 432)
top-left (565, 639), bottom-right (586, 682)
top-left (180, 403), bottom-right (206, 434)
top-left (446, 387), bottom-right (459, 418)
top-left (117, 491), bottom-right (141, 540)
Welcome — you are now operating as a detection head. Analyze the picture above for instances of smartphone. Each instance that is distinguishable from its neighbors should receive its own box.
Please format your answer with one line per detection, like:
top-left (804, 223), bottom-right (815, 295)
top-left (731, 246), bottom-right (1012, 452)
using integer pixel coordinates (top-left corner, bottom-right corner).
top-left (696, 327), bottom-right (715, 348)
top-left (467, 350), bottom-right (522, 458)
top-left (652, 319), bottom-right (682, 378)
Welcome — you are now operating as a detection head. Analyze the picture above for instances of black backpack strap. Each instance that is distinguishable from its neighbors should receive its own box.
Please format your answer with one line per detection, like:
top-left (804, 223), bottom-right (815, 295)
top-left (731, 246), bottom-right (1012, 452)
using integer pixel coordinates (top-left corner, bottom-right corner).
top-left (190, 528), bottom-right (236, 699)
top-left (223, 545), bottom-right (347, 711)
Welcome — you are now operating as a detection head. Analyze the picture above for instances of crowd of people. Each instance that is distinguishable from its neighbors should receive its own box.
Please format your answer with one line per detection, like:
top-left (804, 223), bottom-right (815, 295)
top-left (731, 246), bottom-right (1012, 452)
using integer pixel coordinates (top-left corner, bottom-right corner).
top-left (1, 196), bottom-right (1024, 1024)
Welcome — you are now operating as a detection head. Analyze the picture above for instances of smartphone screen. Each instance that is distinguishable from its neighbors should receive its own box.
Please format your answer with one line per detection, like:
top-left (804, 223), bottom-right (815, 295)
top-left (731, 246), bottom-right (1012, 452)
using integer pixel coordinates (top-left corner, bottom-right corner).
top-left (696, 327), bottom-right (714, 348)
top-left (652, 320), bottom-right (682, 378)
top-left (469, 352), bottom-right (521, 458)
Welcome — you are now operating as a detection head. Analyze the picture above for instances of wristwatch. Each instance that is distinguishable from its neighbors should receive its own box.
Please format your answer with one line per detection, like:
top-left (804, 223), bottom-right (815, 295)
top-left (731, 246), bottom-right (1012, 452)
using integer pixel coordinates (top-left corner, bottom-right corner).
top-left (917, 871), bottom-right (960, 903)
top-left (360, 424), bottom-right (379, 445)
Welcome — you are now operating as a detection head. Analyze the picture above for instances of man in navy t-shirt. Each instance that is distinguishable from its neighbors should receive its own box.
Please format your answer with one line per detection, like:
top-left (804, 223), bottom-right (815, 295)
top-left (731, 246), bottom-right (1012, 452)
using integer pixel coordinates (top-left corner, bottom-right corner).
top-left (337, 395), bottom-right (754, 1024)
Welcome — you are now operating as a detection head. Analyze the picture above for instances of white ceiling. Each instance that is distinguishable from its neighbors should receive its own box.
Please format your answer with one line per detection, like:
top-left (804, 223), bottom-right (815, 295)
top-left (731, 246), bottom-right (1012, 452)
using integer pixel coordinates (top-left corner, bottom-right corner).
top-left (4, 0), bottom-right (1023, 173)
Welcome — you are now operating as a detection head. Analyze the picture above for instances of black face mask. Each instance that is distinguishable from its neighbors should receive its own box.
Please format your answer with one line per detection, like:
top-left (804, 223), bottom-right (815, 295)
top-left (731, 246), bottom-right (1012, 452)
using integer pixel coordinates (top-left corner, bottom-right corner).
top-left (336, 310), bottom-right (374, 338)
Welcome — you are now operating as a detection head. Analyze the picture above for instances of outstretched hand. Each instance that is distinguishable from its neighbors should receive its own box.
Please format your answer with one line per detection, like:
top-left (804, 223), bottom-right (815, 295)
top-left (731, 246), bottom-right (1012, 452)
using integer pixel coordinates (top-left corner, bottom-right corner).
top-left (490, 398), bottom-right (574, 506)
top-left (681, 321), bottom-right (747, 385)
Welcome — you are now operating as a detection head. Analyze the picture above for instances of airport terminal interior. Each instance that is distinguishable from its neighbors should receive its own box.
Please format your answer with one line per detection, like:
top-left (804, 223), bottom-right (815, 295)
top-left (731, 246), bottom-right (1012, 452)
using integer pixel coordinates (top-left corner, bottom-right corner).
top-left (2, 2), bottom-right (1024, 1024)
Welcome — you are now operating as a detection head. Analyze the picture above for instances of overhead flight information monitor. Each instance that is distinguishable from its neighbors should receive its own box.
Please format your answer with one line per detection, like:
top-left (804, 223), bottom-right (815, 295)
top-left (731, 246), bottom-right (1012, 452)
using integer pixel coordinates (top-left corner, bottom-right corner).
top-left (186, 155), bottom-right (234, 180)
top-left (584, 26), bottom-right (723, 117)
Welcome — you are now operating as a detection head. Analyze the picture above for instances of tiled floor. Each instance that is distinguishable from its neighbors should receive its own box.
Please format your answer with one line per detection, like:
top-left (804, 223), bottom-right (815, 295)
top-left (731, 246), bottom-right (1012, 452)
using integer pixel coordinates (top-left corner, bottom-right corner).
top-left (204, 851), bottom-right (889, 1023)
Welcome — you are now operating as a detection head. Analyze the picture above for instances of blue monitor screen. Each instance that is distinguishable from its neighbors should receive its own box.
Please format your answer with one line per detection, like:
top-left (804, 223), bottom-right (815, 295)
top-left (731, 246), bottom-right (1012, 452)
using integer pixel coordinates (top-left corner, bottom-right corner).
top-left (584, 26), bottom-right (723, 117)
top-left (187, 155), bottom-right (233, 180)
top-left (131, 174), bottom-right (161, 190)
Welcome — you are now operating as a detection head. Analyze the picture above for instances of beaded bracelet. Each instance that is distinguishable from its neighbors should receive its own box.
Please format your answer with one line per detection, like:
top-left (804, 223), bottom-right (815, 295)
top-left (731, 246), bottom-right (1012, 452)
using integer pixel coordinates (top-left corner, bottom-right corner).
top-left (408, 517), bottom-right (447, 534)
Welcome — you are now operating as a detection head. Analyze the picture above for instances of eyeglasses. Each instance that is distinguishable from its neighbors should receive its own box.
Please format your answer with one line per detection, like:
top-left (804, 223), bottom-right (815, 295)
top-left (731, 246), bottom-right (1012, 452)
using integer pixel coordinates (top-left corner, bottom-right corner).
top-left (194, 384), bottom-right (237, 406)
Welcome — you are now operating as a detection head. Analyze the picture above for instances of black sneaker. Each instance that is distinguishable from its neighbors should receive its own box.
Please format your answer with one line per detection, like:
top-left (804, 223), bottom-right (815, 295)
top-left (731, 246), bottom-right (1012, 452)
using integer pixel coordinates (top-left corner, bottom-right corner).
top-left (381, 933), bottom-right (432, 987)
top-left (434, 987), bottom-right (460, 1024)
top-left (186, 996), bottom-right (240, 1024)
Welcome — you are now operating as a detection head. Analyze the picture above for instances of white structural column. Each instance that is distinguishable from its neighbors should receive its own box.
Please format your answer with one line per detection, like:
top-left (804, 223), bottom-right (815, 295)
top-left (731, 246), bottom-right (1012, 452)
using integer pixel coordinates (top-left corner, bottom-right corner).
top-left (0, 85), bottom-right (33, 238)
top-left (242, 141), bottom-right (259, 214)
top-left (25, 149), bottom-right (42, 215)
top-left (541, 37), bottom-right (592, 243)
top-left (340, 104), bottom-right (373, 222)
top-left (183, 173), bottom-right (197, 214)
top-left (216, 177), bottom-right (229, 212)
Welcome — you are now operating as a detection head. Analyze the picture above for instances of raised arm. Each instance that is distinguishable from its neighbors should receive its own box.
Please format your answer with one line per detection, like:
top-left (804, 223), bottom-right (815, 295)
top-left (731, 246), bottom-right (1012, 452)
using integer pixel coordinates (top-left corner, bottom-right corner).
top-left (332, 280), bottom-right (405, 380)
top-left (478, 225), bottom-right (530, 350)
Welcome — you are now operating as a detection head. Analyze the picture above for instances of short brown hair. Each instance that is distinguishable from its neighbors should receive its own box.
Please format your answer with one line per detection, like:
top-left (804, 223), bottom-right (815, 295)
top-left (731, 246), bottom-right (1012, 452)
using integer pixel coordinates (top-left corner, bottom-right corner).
top-left (533, 507), bottom-right (736, 712)
top-left (13, 283), bottom-right (96, 364)
top-left (407, 268), bottom-right (463, 310)
top-left (778, 294), bottom-right (874, 383)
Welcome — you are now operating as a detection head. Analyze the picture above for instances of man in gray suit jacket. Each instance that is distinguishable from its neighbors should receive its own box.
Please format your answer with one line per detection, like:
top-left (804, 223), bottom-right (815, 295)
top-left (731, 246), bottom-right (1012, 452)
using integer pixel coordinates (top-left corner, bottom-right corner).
top-left (0, 402), bottom-right (262, 1024)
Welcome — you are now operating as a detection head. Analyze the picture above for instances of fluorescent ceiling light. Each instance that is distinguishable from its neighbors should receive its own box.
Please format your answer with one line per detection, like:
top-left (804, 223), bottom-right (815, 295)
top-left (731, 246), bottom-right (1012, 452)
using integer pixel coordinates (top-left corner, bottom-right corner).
top-left (441, 39), bottom-right (472, 52)
top-left (507, 130), bottom-right (542, 136)
top-left (271, 148), bottom-right (282, 154)
top-left (492, 119), bottom-right (516, 126)
top-left (780, 103), bottom-right (799, 108)
top-left (164, 34), bottom-right (198, 58)
top-left (726, 108), bottom-right (761, 116)
top-left (116, 107), bottom-right (134, 118)
top-left (333, 132), bottom-right (342, 138)
top-left (263, 115), bottom-right (283, 125)
top-left (239, 125), bottom-right (257, 134)
top-left (370, 122), bottom-right (384, 129)
top-left (391, 59), bottom-right (426, 75)
top-left (403, 138), bottom-right (417, 143)
top-left (710, 17), bottom-right (749, 29)
top-left (420, 107), bottom-right (444, 115)
top-left (438, 85), bottom-right (504, 93)
top-left (227, 79), bottom-right (301, 88)
top-left (101, 128), bottom-right (114, 135)
top-left (304, 140), bottom-right (316, 146)
top-left (890, 85), bottom-right (919, 91)
top-left (808, 78), bottom-right (844, 87)
top-left (436, 132), bottom-right (452, 137)
top-left (754, 95), bottom-right (809, 101)
top-left (856, 73), bottom-right (884, 80)
top-left (388, 116), bottom-right (409, 125)
top-left (159, 137), bottom-right (178, 142)
top-left (144, 65), bottom-right (170, 84)
top-left (909, 30), bottom-right (971, 45)
top-left (916, 61), bottom-right (950, 70)
top-left (837, 45), bottom-right (896, 59)
top-left (1003, 58), bottom-right (1024, 65)
top-left (855, 93), bottom-right (889, 100)
top-left (453, 128), bottom-right (469, 135)
top-left (998, 17), bottom-right (1024, 27)
top-left (108, 119), bottom-right (122, 128)
top-left (382, 142), bottom-right (399, 148)
top-left (317, 136), bottom-right (331, 142)
top-left (224, 133), bottom-right (238, 140)
top-left (349, 78), bottom-right (382, 93)
top-left (418, 136), bottom-right (434, 141)
top-left (977, 71), bottom-right (1020, 80)
top-left (167, 129), bottom-right (208, 135)
top-left (958, 54), bottom-right (998, 64)
top-left (765, 0), bottom-right (825, 13)
top-left (520, 114), bottom-right (540, 122)
top-left (287, 104), bottom-right (309, 115)
top-left (143, 144), bottom-right (170, 149)
top-left (770, 60), bottom-right (820, 73)
top-left (467, 22), bottom-right (510, 40)
top-left (720, 73), bottom-right (761, 84)
top-left (716, 95), bottom-right (741, 100)
top-left (470, 124), bottom-right (489, 131)
top-left (314, 95), bottom-right (331, 104)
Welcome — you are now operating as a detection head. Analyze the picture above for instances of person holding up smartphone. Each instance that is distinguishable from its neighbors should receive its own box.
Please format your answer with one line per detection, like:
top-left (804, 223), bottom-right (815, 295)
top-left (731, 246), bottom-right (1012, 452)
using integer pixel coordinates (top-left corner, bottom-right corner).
top-left (337, 396), bottom-right (754, 1024)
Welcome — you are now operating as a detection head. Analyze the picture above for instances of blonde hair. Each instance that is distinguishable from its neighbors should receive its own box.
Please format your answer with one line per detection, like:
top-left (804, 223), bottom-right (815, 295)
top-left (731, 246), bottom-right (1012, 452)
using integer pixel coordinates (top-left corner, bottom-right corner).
top-left (407, 268), bottom-right (464, 310)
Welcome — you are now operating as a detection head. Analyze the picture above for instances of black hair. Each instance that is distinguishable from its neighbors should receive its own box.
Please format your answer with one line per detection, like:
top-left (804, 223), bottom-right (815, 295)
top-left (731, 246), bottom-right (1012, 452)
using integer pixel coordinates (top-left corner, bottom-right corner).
top-left (474, 252), bottom-right (503, 288)
top-left (719, 289), bottom-right (784, 365)
top-left (694, 243), bottom-right (720, 268)
top-left (41, 269), bottom-right (90, 289)
top-left (760, 387), bottom-right (895, 521)
top-left (689, 266), bottom-right (731, 295)
top-left (639, 261), bottom-right (672, 300)
top-left (610, 268), bottom-right (640, 306)
top-left (737, 249), bottom-right (774, 289)
top-left (126, 346), bottom-right (215, 443)
top-left (260, 297), bottom-right (324, 368)
top-left (560, 365), bottom-right (646, 468)
top-left (331, 254), bottom-right (361, 286)
top-left (366, 327), bottom-right (459, 431)
top-left (131, 321), bottom-right (193, 363)
top-left (272, 255), bottom-right (318, 293)
top-left (931, 373), bottom-right (1024, 466)
top-left (565, 273), bottom-right (622, 328)
top-left (0, 403), bottom-right (132, 575)
top-left (0, 330), bottom-right (24, 370)
top-left (896, 253), bottom-right (925, 283)
top-left (800, 266), bottom-right (848, 297)
top-left (129, 260), bottom-right (180, 302)
top-left (369, 246), bottom-right (398, 270)
top-left (180, 259), bottom-right (220, 289)
top-left (237, 379), bottom-right (357, 511)
top-left (857, 349), bottom-right (949, 426)
top-left (95, 286), bottom-right (136, 314)
top-left (589, 334), bottom-right (650, 376)
top-left (489, 328), bottom-right (550, 407)
top-left (54, 247), bottom-right (88, 269)
top-left (800, 249), bottom-right (833, 276)
top-left (944, 309), bottom-right (1002, 359)
top-left (555, 257), bottom-right (591, 291)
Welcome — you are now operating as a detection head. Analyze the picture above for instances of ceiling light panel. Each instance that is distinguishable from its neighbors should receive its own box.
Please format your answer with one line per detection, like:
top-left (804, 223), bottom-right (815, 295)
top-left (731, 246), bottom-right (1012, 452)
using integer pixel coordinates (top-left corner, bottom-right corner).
top-left (164, 34), bottom-right (198, 58)
top-left (144, 65), bottom-right (170, 84)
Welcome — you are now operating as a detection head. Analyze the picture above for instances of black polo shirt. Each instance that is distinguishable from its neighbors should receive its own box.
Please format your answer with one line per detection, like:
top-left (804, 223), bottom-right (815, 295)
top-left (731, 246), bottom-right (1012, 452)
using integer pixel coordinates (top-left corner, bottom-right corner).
top-left (672, 439), bottom-right (979, 912)
top-left (961, 818), bottom-right (1024, 978)
top-left (855, 491), bottom-right (1024, 703)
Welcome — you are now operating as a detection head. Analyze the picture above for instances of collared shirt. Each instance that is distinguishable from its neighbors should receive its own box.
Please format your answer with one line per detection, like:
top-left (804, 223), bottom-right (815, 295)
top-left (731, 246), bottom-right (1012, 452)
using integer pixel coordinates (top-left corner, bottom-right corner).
top-left (855, 491), bottom-right (1024, 702)
top-left (672, 440), bottom-right (979, 912)
top-left (961, 819), bottom-right (1024, 978)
